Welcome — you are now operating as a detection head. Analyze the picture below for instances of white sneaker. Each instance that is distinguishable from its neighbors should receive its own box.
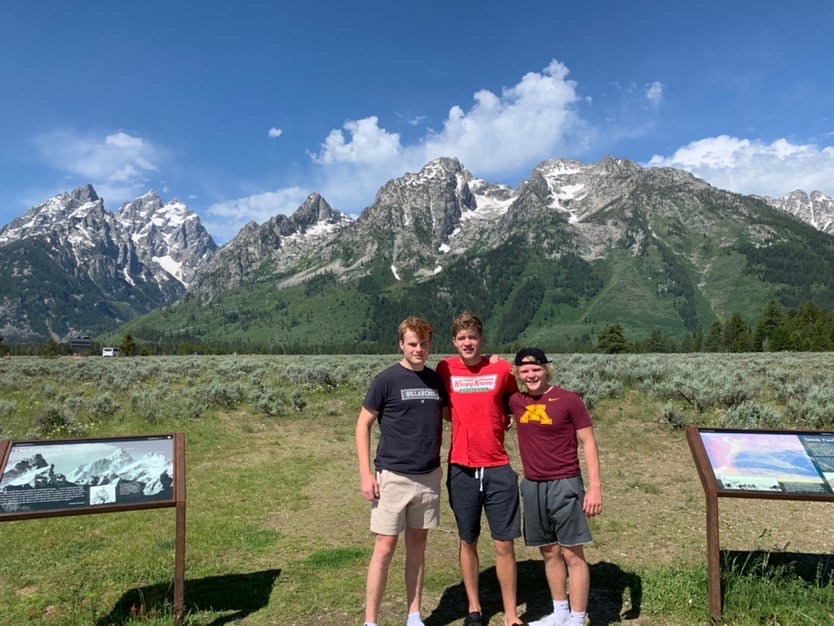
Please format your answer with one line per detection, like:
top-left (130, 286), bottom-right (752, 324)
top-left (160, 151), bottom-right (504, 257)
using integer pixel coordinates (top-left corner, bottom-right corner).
top-left (529, 615), bottom-right (562, 626)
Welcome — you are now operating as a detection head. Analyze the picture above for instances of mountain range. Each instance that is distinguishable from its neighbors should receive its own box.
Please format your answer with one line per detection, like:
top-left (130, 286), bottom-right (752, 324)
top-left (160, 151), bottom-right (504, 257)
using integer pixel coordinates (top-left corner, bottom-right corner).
top-left (2, 156), bottom-right (834, 351)
top-left (0, 447), bottom-right (173, 498)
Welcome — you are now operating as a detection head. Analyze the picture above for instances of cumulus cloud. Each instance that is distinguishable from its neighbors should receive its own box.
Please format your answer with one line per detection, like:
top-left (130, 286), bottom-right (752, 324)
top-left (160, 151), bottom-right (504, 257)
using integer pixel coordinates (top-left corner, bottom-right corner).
top-left (312, 116), bottom-right (402, 165)
top-left (268, 126), bottom-right (283, 139)
top-left (420, 60), bottom-right (584, 175)
top-left (647, 135), bottom-right (834, 197)
top-left (32, 129), bottom-right (166, 204)
top-left (303, 59), bottom-right (587, 212)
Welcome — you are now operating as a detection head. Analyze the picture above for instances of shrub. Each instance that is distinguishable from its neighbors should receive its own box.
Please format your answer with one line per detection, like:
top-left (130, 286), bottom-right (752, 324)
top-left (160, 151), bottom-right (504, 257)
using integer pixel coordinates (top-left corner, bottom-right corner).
top-left (33, 405), bottom-right (79, 438)
top-left (719, 401), bottom-right (783, 429)
top-left (785, 384), bottom-right (834, 429)
top-left (250, 388), bottom-right (291, 417)
top-left (91, 392), bottom-right (120, 420)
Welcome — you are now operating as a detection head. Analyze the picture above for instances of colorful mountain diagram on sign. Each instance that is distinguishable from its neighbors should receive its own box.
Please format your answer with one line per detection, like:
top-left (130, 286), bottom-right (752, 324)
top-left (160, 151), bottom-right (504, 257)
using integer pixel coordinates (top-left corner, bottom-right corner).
top-left (699, 431), bottom-right (834, 494)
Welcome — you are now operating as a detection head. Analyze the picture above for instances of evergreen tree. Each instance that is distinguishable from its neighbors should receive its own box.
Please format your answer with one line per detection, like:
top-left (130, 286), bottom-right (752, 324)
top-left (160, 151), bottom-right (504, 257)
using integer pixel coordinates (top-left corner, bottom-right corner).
top-left (723, 312), bottom-right (754, 352)
top-left (119, 333), bottom-right (139, 356)
top-left (754, 299), bottom-right (786, 351)
top-left (704, 321), bottom-right (724, 352)
top-left (596, 324), bottom-right (629, 354)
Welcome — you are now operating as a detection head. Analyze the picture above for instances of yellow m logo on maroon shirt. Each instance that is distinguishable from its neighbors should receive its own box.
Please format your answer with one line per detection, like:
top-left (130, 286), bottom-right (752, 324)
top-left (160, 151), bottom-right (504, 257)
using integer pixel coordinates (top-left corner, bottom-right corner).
top-left (519, 403), bottom-right (553, 425)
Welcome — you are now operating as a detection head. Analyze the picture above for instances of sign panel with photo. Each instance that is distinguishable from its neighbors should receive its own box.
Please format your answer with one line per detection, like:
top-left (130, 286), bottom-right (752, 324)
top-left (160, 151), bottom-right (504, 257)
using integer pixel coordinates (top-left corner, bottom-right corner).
top-left (698, 429), bottom-right (834, 496)
top-left (0, 435), bottom-right (176, 517)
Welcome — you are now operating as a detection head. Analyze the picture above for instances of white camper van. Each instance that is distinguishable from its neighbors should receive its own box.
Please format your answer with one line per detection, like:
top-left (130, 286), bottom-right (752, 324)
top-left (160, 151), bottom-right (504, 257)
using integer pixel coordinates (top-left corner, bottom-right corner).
top-left (101, 347), bottom-right (120, 357)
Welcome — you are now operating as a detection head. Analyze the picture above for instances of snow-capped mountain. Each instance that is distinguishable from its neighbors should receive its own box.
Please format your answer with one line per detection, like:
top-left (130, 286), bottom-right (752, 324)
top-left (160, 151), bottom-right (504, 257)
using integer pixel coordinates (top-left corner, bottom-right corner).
top-left (116, 190), bottom-right (218, 286)
top-left (67, 448), bottom-right (172, 496)
top-left (2, 156), bottom-right (834, 347)
top-left (761, 190), bottom-right (834, 235)
top-left (185, 192), bottom-right (353, 298)
top-left (1, 447), bottom-right (173, 497)
top-left (0, 185), bottom-right (216, 343)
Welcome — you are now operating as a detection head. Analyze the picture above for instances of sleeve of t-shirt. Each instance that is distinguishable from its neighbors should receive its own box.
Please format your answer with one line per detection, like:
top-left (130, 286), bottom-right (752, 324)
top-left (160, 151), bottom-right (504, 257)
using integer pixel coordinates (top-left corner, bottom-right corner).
top-left (435, 359), bottom-right (449, 383)
top-left (363, 373), bottom-right (387, 413)
top-left (568, 392), bottom-right (593, 429)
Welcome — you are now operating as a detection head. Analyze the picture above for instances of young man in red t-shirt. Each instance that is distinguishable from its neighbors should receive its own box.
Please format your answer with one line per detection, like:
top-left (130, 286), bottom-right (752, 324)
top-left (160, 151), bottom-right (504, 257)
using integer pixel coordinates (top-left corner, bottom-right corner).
top-left (436, 312), bottom-right (524, 626)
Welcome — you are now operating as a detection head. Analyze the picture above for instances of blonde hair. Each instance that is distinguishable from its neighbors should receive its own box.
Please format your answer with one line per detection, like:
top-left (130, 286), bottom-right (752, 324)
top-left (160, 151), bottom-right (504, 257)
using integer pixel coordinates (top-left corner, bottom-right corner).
top-left (451, 311), bottom-right (483, 337)
top-left (512, 362), bottom-right (555, 391)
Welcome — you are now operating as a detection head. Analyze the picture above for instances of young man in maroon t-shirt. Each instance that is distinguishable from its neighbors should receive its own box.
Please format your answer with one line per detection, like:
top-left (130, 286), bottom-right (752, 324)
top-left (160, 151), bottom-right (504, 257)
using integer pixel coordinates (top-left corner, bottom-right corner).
top-left (509, 347), bottom-right (603, 626)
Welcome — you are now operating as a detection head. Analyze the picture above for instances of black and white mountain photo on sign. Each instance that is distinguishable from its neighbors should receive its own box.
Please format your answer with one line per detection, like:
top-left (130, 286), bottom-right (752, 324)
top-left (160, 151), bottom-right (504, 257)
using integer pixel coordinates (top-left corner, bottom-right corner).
top-left (0, 436), bottom-right (175, 514)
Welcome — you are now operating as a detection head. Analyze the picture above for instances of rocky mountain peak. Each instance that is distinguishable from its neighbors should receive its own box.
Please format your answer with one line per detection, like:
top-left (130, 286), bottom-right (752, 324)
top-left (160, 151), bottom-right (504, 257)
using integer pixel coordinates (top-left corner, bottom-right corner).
top-left (762, 189), bottom-right (834, 235)
top-left (292, 193), bottom-right (341, 228)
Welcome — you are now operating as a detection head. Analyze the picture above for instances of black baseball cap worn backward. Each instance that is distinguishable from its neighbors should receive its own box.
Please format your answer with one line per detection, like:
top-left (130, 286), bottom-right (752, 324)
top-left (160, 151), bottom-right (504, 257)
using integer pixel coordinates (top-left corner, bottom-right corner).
top-left (514, 347), bottom-right (550, 366)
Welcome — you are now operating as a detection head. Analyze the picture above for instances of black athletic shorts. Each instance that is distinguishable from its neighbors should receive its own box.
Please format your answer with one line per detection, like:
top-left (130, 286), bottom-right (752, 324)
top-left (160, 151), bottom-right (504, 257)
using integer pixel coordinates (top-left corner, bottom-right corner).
top-left (446, 463), bottom-right (521, 543)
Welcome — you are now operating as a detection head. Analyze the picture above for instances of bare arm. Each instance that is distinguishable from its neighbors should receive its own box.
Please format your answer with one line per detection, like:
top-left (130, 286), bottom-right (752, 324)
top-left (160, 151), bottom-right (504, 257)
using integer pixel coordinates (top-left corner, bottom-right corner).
top-left (577, 425), bottom-right (602, 517)
top-left (356, 406), bottom-right (380, 502)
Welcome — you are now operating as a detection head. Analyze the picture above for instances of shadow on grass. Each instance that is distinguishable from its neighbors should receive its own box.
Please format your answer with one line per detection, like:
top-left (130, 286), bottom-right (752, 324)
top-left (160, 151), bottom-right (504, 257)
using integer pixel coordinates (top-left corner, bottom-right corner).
top-left (425, 559), bottom-right (641, 625)
top-left (95, 569), bottom-right (281, 626)
top-left (722, 549), bottom-right (834, 584)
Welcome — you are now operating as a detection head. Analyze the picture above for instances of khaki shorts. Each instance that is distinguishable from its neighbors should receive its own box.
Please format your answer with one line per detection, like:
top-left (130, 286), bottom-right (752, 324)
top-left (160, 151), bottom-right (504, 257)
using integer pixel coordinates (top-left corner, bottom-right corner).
top-left (370, 467), bottom-right (442, 535)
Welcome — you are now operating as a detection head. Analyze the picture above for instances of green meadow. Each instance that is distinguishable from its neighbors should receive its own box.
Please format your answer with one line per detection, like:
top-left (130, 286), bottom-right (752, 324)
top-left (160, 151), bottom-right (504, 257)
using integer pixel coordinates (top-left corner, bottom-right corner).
top-left (1, 353), bottom-right (833, 625)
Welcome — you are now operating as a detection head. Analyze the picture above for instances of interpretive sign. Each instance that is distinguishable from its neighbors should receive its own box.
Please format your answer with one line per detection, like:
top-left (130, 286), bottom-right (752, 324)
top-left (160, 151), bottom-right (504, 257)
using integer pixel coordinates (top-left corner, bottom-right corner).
top-left (697, 429), bottom-right (834, 497)
top-left (1, 434), bottom-right (176, 518)
top-left (687, 427), bottom-right (834, 623)
top-left (1, 434), bottom-right (186, 625)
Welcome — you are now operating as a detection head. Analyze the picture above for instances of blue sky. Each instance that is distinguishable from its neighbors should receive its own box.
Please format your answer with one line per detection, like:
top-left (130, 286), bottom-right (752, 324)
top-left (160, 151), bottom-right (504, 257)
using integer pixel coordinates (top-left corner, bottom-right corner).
top-left (2, 1), bottom-right (834, 244)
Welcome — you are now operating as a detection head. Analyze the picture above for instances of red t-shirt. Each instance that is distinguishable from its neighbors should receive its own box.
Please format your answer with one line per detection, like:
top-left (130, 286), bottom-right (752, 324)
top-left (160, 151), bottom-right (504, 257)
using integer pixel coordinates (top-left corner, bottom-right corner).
top-left (437, 356), bottom-right (518, 468)
top-left (509, 386), bottom-right (593, 481)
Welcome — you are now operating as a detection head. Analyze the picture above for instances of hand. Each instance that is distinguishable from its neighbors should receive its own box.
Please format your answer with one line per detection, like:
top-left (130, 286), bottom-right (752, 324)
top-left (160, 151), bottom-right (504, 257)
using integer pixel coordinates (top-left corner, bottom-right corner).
top-left (583, 486), bottom-right (602, 518)
top-left (360, 473), bottom-right (380, 503)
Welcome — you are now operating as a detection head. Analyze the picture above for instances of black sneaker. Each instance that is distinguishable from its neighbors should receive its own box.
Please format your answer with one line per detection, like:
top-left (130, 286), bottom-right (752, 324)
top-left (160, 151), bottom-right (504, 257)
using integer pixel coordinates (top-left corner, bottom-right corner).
top-left (464, 612), bottom-right (483, 625)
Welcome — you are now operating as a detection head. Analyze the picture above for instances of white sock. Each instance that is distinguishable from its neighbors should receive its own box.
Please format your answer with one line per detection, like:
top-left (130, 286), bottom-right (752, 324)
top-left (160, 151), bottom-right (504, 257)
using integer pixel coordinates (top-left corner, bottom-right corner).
top-left (406, 611), bottom-right (424, 626)
top-left (553, 599), bottom-right (570, 620)
top-left (568, 610), bottom-right (586, 625)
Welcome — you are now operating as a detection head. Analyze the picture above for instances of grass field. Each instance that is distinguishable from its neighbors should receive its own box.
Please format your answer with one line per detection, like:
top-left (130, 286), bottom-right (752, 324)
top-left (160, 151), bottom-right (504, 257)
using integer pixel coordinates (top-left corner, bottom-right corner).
top-left (1, 353), bottom-right (833, 625)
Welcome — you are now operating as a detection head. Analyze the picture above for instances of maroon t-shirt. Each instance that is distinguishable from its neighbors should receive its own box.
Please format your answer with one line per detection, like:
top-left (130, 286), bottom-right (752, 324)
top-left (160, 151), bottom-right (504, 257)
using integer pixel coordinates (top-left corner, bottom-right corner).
top-left (509, 386), bottom-right (593, 481)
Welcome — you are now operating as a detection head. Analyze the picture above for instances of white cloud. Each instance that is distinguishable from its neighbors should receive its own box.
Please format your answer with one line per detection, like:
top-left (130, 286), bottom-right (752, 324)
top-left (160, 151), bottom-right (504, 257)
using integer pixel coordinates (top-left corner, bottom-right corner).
top-left (303, 59), bottom-right (587, 212)
top-left (312, 116), bottom-right (401, 165)
top-left (420, 59), bottom-right (584, 176)
top-left (268, 127), bottom-right (283, 139)
top-left (647, 135), bottom-right (834, 197)
top-left (645, 81), bottom-right (664, 105)
top-left (205, 186), bottom-right (309, 243)
top-left (32, 129), bottom-right (166, 205)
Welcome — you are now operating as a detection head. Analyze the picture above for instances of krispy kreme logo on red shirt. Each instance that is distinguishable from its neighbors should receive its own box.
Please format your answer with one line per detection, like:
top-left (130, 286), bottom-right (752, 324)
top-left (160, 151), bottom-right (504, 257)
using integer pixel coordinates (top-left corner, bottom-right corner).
top-left (450, 375), bottom-right (498, 393)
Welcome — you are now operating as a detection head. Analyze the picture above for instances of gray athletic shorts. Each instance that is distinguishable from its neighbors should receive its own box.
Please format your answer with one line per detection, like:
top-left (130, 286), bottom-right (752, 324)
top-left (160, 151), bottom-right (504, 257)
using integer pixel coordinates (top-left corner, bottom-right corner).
top-left (447, 463), bottom-right (521, 543)
top-left (520, 476), bottom-right (592, 548)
